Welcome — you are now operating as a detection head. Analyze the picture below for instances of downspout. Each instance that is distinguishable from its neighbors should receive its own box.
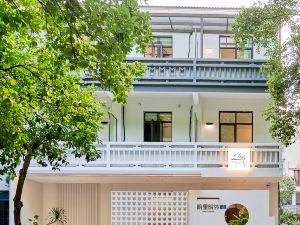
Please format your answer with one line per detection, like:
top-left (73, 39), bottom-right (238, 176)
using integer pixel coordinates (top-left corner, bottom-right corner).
top-left (122, 105), bottom-right (125, 142)
top-left (189, 106), bottom-right (193, 142)
top-left (108, 112), bottom-right (118, 142)
top-left (188, 32), bottom-right (192, 58)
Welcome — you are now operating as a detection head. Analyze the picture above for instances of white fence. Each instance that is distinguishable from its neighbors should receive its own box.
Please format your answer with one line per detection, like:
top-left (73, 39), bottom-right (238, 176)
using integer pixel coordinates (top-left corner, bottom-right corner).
top-left (46, 142), bottom-right (282, 169)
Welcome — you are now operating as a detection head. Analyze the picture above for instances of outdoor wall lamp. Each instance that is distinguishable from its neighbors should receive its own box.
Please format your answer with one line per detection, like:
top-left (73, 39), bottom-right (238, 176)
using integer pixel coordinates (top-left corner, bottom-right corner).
top-left (205, 122), bottom-right (214, 126)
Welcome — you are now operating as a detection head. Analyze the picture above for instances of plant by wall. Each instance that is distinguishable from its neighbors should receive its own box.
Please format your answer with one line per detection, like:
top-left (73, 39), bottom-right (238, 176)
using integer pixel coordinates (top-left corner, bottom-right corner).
top-left (228, 207), bottom-right (249, 225)
top-left (28, 207), bottom-right (67, 225)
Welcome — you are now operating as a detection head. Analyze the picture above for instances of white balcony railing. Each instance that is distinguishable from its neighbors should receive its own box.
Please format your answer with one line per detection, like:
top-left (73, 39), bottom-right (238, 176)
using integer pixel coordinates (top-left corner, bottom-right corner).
top-left (29, 142), bottom-right (282, 175)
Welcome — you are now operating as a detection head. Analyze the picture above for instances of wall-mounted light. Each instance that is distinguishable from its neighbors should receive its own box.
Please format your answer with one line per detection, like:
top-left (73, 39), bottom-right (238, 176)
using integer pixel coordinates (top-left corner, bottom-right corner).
top-left (205, 122), bottom-right (214, 126)
top-left (101, 121), bottom-right (109, 125)
top-left (204, 48), bottom-right (214, 58)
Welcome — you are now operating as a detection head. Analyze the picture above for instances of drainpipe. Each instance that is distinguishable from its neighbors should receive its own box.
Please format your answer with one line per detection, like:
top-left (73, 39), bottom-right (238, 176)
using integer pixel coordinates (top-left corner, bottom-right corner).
top-left (122, 105), bottom-right (125, 142)
top-left (189, 106), bottom-right (193, 142)
top-left (108, 112), bottom-right (118, 142)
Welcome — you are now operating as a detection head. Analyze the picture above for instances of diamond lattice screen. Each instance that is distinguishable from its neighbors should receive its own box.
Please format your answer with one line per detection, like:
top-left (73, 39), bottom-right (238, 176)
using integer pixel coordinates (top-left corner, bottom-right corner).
top-left (111, 191), bottom-right (188, 225)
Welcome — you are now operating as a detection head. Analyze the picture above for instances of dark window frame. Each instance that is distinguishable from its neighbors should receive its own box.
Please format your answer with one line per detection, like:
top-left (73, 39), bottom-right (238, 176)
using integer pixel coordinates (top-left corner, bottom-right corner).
top-left (219, 35), bottom-right (253, 59)
top-left (219, 111), bottom-right (253, 143)
top-left (145, 36), bottom-right (173, 58)
top-left (144, 112), bottom-right (172, 142)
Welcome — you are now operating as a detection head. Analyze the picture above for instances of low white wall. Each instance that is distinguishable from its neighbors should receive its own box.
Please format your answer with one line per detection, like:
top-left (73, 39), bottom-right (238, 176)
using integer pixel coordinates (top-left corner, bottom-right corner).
top-left (25, 180), bottom-right (278, 225)
top-left (189, 190), bottom-right (275, 225)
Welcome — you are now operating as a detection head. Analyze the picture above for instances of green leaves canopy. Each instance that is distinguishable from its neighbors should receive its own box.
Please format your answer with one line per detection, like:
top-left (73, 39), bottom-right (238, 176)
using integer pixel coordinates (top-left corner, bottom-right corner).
top-left (0, 0), bottom-right (152, 178)
top-left (233, 0), bottom-right (300, 146)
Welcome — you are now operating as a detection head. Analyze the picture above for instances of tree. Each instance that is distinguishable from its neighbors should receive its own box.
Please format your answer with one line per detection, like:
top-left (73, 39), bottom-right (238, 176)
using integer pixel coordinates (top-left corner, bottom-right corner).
top-left (280, 176), bottom-right (296, 205)
top-left (0, 0), bottom-right (152, 224)
top-left (233, 0), bottom-right (300, 146)
top-left (279, 176), bottom-right (299, 225)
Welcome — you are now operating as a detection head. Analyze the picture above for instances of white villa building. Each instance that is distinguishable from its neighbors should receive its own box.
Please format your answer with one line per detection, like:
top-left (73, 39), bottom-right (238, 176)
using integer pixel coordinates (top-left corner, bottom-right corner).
top-left (7, 6), bottom-right (283, 225)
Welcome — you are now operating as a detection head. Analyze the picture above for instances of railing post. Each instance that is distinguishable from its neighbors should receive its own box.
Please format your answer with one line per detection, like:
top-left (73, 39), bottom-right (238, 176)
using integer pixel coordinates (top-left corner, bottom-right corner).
top-left (193, 59), bottom-right (197, 83)
top-left (107, 142), bottom-right (111, 168)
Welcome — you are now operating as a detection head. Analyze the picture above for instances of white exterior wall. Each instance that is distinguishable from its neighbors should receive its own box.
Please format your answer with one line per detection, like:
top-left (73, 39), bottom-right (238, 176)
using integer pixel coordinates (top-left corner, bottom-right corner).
top-left (200, 97), bottom-right (274, 143)
top-left (127, 32), bottom-right (267, 59)
top-left (20, 179), bottom-right (279, 225)
top-left (284, 140), bottom-right (300, 175)
top-left (100, 94), bottom-right (274, 143)
top-left (189, 190), bottom-right (275, 225)
top-left (124, 95), bottom-right (193, 142)
top-left (203, 34), bottom-right (220, 58)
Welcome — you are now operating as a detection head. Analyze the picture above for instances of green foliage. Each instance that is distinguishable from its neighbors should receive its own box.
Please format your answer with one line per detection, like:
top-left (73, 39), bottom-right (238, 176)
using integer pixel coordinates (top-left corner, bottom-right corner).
top-left (28, 207), bottom-right (67, 225)
top-left (47, 208), bottom-right (67, 225)
top-left (280, 208), bottom-right (300, 225)
top-left (0, 0), bottom-right (151, 179)
top-left (0, 0), bottom-right (151, 224)
top-left (280, 176), bottom-right (296, 204)
top-left (28, 215), bottom-right (39, 225)
top-left (233, 0), bottom-right (300, 146)
top-left (228, 208), bottom-right (249, 225)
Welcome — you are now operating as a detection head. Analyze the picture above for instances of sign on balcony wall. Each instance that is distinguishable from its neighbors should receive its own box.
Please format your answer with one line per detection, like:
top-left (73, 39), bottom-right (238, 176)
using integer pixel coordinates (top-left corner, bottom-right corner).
top-left (228, 148), bottom-right (250, 170)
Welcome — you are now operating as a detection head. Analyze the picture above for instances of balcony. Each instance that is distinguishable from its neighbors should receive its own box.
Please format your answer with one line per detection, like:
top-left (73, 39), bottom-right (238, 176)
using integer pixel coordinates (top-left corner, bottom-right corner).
top-left (82, 58), bottom-right (267, 92)
top-left (29, 142), bottom-right (282, 178)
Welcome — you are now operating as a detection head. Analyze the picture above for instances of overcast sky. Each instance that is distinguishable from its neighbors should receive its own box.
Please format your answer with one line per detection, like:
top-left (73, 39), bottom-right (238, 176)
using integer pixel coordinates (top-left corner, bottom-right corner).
top-left (146, 0), bottom-right (267, 7)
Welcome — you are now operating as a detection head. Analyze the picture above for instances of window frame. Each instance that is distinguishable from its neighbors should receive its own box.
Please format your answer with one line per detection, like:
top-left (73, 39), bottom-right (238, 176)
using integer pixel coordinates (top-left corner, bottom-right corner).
top-left (219, 35), bottom-right (253, 59)
top-left (144, 111), bottom-right (172, 142)
top-left (219, 111), bottom-right (253, 143)
top-left (145, 36), bottom-right (173, 58)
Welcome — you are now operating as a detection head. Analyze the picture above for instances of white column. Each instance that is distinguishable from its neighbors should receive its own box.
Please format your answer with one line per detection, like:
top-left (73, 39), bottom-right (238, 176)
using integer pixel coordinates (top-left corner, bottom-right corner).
top-left (9, 179), bottom-right (16, 225)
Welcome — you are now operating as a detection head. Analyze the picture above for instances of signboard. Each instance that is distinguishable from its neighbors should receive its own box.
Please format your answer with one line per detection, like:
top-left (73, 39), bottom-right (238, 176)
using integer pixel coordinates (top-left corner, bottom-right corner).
top-left (197, 198), bottom-right (226, 212)
top-left (228, 148), bottom-right (250, 170)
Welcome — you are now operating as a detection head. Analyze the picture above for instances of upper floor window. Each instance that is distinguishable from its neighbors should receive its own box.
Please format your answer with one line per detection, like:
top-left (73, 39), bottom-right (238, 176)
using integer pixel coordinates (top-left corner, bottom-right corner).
top-left (145, 37), bottom-right (173, 58)
top-left (219, 36), bottom-right (253, 59)
top-left (219, 111), bottom-right (253, 143)
top-left (144, 112), bottom-right (172, 142)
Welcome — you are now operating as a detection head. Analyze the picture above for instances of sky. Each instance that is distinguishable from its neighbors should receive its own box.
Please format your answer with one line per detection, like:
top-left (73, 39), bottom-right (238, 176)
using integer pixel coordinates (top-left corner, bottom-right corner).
top-left (146, 0), bottom-right (267, 7)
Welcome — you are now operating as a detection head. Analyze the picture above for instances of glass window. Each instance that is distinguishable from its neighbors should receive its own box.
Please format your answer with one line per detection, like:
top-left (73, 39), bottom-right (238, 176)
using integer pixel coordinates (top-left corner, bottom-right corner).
top-left (219, 36), bottom-right (253, 59)
top-left (219, 111), bottom-right (253, 143)
top-left (145, 37), bottom-right (173, 58)
top-left (220, 125), bottom-right (235, 142)
top-left (144, 112), bottom-right (172, 142)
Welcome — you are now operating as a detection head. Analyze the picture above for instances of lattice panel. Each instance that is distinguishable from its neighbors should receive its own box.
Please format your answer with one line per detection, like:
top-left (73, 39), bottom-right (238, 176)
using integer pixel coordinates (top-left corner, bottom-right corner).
top-left (111, 191), bottom-right (188, 225)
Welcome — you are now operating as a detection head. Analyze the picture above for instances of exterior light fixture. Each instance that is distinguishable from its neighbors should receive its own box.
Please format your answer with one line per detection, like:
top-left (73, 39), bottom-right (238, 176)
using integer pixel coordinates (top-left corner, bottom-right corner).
top-left (205, 122), bottom-right (214, 126)
top-left (204, 48), bottom-right (214, 58)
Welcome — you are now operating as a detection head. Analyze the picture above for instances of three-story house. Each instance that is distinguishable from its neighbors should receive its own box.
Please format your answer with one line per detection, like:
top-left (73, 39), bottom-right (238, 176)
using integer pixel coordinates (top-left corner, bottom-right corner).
top-left (9, 6), bottom-right (282, 225)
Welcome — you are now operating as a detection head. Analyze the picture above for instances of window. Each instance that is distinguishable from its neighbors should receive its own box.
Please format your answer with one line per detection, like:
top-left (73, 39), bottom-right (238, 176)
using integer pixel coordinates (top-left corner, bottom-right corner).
top-left (219, 36), bottom-right (253, 59)
top-left (144, 112), bottom-right (172, 142)
top-left (219, 112), bottom-right (253, 143)
top-left (145, 37), bottom-right (173, 58)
